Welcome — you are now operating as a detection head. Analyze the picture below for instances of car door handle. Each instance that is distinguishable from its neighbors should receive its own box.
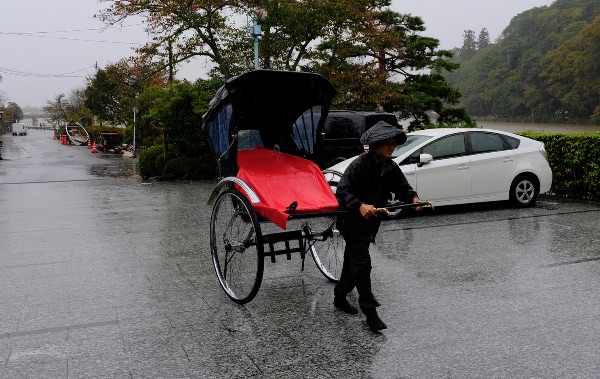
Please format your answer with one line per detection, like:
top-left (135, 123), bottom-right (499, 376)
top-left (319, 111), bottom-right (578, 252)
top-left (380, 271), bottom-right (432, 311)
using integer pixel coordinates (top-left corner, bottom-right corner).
top-left (457, 165), bottom-right (470, 170)
top-left (405, 172), bottom-right (415, 175)
top-left (502, 158), bottom-right (514, 163)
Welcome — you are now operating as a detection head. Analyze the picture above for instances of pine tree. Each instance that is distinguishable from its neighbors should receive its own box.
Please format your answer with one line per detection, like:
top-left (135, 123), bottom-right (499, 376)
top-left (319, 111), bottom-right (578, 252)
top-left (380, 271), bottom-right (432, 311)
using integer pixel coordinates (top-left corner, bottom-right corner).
top-left (460, 30), bottom-right (477, 60)
top-left (478, 28), bottom-right (491, 49)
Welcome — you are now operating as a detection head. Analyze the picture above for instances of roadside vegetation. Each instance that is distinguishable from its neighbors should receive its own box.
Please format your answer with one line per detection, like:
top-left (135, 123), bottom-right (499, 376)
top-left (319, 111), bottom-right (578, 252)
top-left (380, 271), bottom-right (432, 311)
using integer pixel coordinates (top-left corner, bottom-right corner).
top-left (446, 0), bottom-right (600, 124)
top-left (34, 0), bottom-right (475, 181)
top-left (518, 132), bottom-right (600, 201)
top-left (3, 0), bottom-right (600, 200)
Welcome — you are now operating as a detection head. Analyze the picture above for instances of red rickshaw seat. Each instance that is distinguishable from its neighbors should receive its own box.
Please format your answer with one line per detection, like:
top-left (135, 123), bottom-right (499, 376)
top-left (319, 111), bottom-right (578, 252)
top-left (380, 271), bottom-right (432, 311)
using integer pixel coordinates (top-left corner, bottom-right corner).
top-left (236, 147), bottom-right (339, 229)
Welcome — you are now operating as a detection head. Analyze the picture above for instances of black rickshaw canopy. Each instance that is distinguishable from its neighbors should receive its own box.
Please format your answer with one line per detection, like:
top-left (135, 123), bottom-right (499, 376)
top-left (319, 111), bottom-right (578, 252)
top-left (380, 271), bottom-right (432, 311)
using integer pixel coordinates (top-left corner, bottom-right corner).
top-left (202, 70), bottom-right (337, 177)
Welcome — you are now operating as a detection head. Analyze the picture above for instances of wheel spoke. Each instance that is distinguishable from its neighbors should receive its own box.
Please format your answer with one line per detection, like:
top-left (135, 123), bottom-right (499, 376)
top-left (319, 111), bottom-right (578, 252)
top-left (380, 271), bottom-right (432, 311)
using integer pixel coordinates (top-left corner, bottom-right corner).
top-left (511, 176), bottom-right (537, 207)
top-left (210, 189), bottom-right (263, 304)
top-left (306, 216), bottom-right (344, 282)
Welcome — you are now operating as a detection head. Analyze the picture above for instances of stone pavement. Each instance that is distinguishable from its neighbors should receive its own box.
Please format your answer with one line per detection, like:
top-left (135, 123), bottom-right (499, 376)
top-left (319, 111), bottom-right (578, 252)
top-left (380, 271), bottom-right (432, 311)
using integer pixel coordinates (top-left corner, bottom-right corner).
top-left (1, 130), bottom-right (600, 378)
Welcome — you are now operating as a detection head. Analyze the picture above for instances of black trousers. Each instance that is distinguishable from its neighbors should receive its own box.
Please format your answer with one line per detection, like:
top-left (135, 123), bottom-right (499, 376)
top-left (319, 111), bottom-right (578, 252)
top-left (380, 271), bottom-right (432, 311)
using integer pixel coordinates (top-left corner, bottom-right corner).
top-left (334, 238), bottom-right (381, 311)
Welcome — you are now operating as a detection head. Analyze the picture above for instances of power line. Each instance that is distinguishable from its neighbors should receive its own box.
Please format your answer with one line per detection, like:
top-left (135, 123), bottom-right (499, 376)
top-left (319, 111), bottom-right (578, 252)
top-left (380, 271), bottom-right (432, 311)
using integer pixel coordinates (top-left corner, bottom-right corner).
top-left (0, 24), bottom-right (145, 79)
top-left (0, 32), bottom-right (140, 45)
top-left (0, 23), bottom-right (145, 45)
top-left (0, 65), bottom-right (95, 78)
top-left (0, 23), bottom-right (144, 35)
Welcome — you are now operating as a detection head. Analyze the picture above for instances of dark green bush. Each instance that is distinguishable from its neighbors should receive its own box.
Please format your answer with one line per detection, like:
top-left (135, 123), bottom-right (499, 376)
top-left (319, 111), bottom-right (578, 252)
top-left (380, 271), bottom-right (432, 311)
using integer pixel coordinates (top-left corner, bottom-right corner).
top-left (139, 144), bottom-right (218, 181)
top-left (137, 145), bottom-right (164, 179)
top-left (519, 132), bottom-right (600, 200)
top-left (154, 154), bottom-right (166, 175)
top-left (161, 154), bottom-right (218, 180)
top-left (185, 154), bottom-right (219, 180)
top-left (162, 157), bottom-right (188, 180)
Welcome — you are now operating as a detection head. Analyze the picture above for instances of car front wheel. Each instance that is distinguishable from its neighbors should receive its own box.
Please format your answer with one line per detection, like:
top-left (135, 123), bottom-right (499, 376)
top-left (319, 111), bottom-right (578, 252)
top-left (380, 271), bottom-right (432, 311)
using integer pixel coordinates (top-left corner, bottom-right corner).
top-left (510, 175), bottom-right (538, 207)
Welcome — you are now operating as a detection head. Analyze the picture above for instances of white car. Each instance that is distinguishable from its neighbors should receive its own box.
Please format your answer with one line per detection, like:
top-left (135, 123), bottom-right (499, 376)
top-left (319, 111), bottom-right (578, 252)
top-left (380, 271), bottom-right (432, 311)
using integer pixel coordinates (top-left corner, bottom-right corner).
top-left (324, 128), bottom-right (553, 208)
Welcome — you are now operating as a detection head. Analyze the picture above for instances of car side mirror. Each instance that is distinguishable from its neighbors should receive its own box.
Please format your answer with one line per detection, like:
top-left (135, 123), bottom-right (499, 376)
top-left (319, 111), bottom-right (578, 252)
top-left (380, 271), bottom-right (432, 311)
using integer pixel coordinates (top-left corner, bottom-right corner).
top-left (417, 153), bottom-right (433, 167)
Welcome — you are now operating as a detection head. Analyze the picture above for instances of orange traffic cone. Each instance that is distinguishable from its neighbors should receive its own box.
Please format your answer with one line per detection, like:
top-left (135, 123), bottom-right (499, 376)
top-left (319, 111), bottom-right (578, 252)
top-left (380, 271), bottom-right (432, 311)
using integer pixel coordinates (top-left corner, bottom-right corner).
top-left (91, 141), bottom-right (97, 153)
top-left (87, 138), bottom-right (92, 149)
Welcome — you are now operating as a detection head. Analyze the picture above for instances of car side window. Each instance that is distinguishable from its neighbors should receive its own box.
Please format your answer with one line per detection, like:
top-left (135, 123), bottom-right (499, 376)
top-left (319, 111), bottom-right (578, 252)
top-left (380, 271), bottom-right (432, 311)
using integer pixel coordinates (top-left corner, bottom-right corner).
top-left (323, 116), bottom-right (357, 138)
top-left (400, 151), bottom-right (420, 166)
top-left (421, 134), bottom-right (465, 160)
top-left (502, 135), bottom-right (521, 149)
top-left (470, 132), bottom-right (507, 153)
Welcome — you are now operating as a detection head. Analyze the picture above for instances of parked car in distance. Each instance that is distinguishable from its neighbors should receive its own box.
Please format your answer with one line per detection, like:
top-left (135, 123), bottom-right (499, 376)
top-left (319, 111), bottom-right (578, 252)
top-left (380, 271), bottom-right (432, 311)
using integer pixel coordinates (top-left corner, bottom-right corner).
top-left (317, 110), bottom-right (400, 168)
top-left (324, 128), bottom-right (553, 208)
top-left (11, 123), bottom-right (27, 136)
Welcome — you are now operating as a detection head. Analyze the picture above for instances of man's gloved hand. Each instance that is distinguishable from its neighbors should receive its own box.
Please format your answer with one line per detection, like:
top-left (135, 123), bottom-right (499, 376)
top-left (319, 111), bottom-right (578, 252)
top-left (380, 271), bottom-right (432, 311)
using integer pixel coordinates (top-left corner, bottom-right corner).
top-left (359, 203), bottom-right (377, 219)
top-left (413, 197), bottom-right (423, 212)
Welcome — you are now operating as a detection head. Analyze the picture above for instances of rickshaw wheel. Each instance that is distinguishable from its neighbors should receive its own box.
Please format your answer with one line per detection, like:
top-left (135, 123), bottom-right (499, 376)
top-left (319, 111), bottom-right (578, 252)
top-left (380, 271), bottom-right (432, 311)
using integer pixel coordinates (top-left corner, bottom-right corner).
top-left (306, 216), bottom-right (345, 283)
top-left (211, 188), bottom-right (264, 304)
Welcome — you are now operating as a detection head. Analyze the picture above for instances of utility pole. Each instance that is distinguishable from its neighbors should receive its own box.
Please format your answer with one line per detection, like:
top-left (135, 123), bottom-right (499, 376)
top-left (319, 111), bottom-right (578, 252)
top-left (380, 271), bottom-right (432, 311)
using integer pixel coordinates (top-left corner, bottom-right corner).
top-left (248, 9), bottom-right (266, 70)
top-left (132, 107), bottom-right (139, 150)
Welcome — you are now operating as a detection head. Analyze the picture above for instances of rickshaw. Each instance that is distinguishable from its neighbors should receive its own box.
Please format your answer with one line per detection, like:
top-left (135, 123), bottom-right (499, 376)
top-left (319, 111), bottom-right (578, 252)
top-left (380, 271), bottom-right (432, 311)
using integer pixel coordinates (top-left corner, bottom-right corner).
top-left (203, 70), bottom-right (430, 304)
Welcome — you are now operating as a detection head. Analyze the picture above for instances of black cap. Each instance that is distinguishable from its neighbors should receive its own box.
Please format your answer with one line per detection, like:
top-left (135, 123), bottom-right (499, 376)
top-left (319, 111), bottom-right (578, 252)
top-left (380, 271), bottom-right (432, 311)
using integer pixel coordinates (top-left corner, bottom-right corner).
top-left (359, 120), bottom-right (406, 145)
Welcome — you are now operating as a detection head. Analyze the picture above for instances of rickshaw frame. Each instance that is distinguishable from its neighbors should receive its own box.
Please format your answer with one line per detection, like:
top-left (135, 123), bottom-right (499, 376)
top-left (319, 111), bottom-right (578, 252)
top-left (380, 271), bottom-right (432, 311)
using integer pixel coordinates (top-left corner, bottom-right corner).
top-left (202, 70), bottom-right (429, 304)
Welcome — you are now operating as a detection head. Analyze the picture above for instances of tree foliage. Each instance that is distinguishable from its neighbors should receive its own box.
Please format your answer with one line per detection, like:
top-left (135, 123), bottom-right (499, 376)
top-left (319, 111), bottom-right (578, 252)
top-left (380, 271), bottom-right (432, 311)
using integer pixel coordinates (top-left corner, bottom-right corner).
top-left (97, 0), bottom-right (252, 78)
top-left (97, 0), bottom-right (471, 130)
top-left (146, 78), bottom-right (224, 158)
top-left (460, 30), bottom-right (477, 61)
top-left (43, 95), bottom-right (69, 124)
top-left (541, 14), bottom-right (600, 119)
top-left (84, 57), bottom-right (167, 127)
top-left (478, 28), bottom-right (490, 49)
top-left (3, 102), bottom-right (23, 121)
top-left (445, 0), bottom-right (600, 123)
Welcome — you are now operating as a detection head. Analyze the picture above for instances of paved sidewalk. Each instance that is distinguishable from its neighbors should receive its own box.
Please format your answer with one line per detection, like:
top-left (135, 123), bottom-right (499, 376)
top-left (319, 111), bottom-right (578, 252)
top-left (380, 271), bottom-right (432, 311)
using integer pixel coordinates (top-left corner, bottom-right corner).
top-left (1, 131), bottom-right (600, 378)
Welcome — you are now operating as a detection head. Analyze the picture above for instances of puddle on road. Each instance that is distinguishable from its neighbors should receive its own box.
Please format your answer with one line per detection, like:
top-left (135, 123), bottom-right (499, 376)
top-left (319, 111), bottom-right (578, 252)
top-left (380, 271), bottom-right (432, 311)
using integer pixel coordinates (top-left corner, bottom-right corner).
top-left (90, 158), bottom-right (137, 178)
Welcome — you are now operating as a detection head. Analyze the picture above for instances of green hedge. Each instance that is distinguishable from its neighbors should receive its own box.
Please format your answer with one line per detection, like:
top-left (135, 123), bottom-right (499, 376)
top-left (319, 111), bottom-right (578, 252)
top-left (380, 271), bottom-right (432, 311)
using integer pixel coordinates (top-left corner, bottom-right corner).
top-left (137, 145), bottom-right (164, 179)
top-left (519, 132), bottom-right (600, 200)
top-left (137, 145), bottom-right (218, 180)
top-left (138, 133), bottom-right (600, 201)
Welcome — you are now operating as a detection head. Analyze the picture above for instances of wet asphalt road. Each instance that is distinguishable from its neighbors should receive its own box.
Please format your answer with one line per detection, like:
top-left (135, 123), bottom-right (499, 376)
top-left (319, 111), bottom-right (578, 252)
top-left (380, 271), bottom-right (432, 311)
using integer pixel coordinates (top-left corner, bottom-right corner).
top-left (1, 130), bottom-right (600, 378)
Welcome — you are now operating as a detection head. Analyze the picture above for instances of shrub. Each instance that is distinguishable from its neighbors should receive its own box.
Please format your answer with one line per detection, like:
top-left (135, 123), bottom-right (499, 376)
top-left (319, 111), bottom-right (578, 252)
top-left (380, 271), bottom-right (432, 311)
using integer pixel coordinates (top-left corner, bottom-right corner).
top-left (519, 132), bottom-right (600, 200)
top-left (137, 145), bottom-right (164, 179)
top-left (162, 157), bottom-right (188, 180)
top-left (186, 154), bottom-right (219, 180)
top-left (154, 154), bottom-right (166, 175)
top-left (161, 154), bottom-right (218, 180)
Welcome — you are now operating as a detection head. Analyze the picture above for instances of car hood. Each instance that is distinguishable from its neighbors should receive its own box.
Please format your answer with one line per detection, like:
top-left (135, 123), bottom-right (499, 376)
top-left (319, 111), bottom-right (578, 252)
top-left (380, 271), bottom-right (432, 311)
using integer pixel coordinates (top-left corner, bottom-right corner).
top-left (325, 151), bottom-right (413, 174)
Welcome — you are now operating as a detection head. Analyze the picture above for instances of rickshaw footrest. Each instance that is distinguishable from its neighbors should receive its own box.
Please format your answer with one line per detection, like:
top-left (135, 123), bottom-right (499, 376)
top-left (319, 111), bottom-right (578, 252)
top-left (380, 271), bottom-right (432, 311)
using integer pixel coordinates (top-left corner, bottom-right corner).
top-left (262, 230), bottom-right (306, 263)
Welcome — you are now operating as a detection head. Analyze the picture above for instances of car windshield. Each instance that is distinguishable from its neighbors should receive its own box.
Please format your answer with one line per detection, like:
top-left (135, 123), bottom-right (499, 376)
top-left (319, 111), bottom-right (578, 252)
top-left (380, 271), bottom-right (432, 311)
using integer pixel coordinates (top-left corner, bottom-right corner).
top-left (392, 135), bottom-right (432, 157)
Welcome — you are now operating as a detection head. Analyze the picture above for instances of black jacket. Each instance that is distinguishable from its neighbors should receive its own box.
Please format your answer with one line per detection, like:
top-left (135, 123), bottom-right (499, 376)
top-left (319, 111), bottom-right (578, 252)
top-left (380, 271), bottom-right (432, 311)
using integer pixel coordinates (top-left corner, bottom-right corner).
top-left (336, 150), bottom-right (418, 242)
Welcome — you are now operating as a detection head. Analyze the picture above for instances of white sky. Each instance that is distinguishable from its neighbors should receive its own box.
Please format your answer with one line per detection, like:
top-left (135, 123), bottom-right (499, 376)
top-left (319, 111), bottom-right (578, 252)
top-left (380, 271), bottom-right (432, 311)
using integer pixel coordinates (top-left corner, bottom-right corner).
top-left (0, 0), bottom-right (555, 109)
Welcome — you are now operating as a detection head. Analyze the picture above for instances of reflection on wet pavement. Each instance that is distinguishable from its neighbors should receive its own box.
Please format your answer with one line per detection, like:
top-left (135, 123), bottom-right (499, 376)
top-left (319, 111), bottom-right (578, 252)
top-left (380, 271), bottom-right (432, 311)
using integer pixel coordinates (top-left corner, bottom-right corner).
top-left (2, 130), bottom-right (600, 378)
top-left (89, 160), bottom-right (137, 178)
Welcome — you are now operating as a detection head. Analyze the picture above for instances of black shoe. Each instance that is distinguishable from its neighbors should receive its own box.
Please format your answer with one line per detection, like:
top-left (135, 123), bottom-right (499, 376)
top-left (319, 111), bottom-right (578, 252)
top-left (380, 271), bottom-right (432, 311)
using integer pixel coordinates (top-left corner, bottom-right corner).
top-left (334, 298), bottom-right (358, 314)
top-left (364, 308), bottom-right (387, 332)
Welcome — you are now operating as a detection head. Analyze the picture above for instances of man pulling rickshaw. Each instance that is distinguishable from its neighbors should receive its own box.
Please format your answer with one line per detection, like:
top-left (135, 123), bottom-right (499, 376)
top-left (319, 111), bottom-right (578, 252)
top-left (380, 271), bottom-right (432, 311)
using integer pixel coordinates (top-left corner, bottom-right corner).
top-left (202, 70), bottom-right (431, 332)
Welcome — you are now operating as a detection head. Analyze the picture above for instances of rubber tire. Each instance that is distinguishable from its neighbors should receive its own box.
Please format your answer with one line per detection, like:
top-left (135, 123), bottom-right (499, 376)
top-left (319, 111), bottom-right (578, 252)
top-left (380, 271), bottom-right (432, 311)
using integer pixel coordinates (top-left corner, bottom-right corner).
top-left (307, 216), bottom-right (345, 283)
top-left (509, 175), bottom-right (538, 208)
top-left (210, 189), bottom-right (264, 304)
